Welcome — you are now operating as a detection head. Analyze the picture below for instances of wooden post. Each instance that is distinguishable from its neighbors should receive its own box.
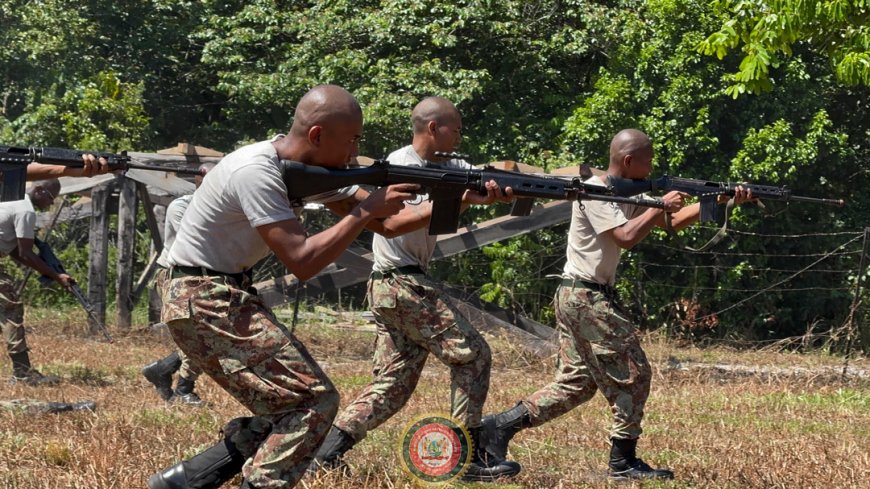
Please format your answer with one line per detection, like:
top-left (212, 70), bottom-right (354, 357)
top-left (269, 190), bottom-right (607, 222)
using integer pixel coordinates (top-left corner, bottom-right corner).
top-left (853, 228), bottom-right (870, 354)
top-left (137, 183), bottom-right (164, 253)
top-left (87, 182), bottom-right (113, 335)
top-left (116, 177), bottom-right (138, 329)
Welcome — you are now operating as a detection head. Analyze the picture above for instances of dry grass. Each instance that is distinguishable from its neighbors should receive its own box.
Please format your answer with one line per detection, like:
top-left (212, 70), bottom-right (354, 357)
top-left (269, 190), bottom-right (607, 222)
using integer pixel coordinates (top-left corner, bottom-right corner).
top-left (0, 306), bottom-right (868, 489)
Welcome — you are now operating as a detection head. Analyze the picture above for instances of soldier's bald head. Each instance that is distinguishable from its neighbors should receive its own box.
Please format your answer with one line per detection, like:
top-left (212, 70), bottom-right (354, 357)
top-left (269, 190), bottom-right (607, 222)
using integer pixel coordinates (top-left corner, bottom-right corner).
top-left (32, 178), bottom-right (60, 197)
top-left (290, 85), bottom-right (362, 137)
top-left (411, 97), bottom-right (460, 134)
top-left (609, 129), bottom-right (652, 167)
top-left (198, 163), bottom-right (216, 175)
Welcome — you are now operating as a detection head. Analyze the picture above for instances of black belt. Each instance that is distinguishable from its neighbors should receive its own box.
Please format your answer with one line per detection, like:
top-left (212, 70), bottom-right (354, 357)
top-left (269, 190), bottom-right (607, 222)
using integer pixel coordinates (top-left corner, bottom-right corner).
top-left (371, 265), bottom-right (425, 280)
top-left (172, 265), bottom-right (252, 286)
top-left (560, 277), bottom-right (616, 296)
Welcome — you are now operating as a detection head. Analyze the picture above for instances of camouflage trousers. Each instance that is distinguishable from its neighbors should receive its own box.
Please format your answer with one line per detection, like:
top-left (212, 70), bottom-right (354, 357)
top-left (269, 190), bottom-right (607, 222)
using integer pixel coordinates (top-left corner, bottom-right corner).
top-left (333, 272), bottom-right (492, 442)
top-left (161, 274), bottom-right (339, 488)
top-left (0, 264), bottom-right (27, 356)
top-left (153, 268), bottom-right (200, 382)
top-left (521, 284), bottom-right (652, 440)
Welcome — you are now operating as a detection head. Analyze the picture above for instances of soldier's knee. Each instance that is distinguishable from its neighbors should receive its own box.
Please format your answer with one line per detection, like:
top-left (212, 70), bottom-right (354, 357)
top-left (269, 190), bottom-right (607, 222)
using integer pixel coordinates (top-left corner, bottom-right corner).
top-left (446, 334), bottom-right (490, 366)
top-left (223, 416), bottom-right (274, 459)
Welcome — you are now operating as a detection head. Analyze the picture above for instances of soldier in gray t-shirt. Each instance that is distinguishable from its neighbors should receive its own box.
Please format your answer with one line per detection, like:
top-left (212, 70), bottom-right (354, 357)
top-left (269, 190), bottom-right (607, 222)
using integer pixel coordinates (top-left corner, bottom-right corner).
top-left (0, 179), bottom-right (74, 385)
top-left (480, 129), bottom-right (753, 481)
top-left (147, 85), bottom-right (419, 489)
top-left (311, 96), bottom-right (521, 482)
top-left (141, 163), bottom-right (214, 406)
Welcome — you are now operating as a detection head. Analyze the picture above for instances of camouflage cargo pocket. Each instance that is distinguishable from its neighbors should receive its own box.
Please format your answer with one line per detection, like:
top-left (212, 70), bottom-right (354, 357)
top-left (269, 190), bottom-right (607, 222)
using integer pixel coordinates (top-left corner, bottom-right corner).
top-left (557, 286), bottom-right (614, 343)
top-left (368, 277), bottom-right (397, 310)
top-left (161, 277), bottom-right (195, 323)
top-left (218, 341), bottom-right (314, 413)
top-left (394, 274), bottom-right (455, 340)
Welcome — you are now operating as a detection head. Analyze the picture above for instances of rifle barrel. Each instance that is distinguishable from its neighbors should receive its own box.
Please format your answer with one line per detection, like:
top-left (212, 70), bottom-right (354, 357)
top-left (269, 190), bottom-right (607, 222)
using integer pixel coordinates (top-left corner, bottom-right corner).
top-left (69, 285), bottom-right (113, 343)
top-left (785, 195), bottom-right (845, 207)
top-left (126, 163), bottom-right (203, 176)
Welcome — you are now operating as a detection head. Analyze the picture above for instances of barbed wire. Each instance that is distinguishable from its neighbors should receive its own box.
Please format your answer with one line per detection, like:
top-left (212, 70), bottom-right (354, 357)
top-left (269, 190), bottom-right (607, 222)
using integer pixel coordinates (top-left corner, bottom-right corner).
top-left (645, 243), bottom-right (862, 258)
top-left (689, 233), bottom-right (865, 321)
top-left (639, 262), bottom-right (853, 274)
top-left (724, 229), bottom-right (863, 238)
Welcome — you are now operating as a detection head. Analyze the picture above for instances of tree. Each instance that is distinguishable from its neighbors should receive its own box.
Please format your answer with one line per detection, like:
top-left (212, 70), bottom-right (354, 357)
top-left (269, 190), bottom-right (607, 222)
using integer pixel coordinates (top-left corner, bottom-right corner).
top-left (698, 0), bottom-right (870, 97)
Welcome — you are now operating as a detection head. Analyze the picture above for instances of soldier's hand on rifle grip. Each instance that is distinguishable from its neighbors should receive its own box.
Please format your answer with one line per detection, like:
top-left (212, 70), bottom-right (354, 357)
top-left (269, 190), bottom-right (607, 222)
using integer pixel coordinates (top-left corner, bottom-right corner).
top-left (56, 273), bottom-right (75, 291)
top-left (361, 183), bottom-right (420, 218)
top-left (80, 154), bottom-right (110, 177)
top-left (662, 191), bottom-right (688, 213)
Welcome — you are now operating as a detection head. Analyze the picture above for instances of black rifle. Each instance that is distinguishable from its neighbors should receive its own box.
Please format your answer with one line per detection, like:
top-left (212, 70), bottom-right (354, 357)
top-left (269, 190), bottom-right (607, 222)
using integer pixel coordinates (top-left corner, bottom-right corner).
top-left (282, 157), bottom-right (665, 235)
top-left (0, 145), bottom-right (204, 202)
top-left (608, 175), bottom-right (845, 222)
top-left (34, 239), bottom-right (113, 343)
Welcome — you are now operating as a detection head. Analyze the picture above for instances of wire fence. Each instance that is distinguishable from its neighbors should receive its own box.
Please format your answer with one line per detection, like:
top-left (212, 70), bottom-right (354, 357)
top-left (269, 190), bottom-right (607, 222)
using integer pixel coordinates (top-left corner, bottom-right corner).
top-left (21, 199), bottom-right (869, 352)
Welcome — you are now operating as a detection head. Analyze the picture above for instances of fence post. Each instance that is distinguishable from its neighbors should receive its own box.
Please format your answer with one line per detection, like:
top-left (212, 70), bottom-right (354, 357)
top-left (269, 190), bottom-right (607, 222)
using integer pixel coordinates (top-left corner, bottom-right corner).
top-left (854, 227), bottom-right (870, 354)
top-left (116, 176), bottom-right (138, 329)
top-left (87, 181), bottom-right (113, 336)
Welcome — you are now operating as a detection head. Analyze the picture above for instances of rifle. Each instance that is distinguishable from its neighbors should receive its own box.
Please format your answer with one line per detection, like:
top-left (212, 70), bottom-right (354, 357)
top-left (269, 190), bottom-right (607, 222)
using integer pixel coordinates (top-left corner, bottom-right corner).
top-left (608, 175), bottom-right (845, 222)
top-left (34, 239), bottom-right (113, 343)
top-left (282, 156), bottom-right (665, 235)
top-left (609, 175), bottom-right (845, 251)
top-left (0, 145), bottom-right (205, 202)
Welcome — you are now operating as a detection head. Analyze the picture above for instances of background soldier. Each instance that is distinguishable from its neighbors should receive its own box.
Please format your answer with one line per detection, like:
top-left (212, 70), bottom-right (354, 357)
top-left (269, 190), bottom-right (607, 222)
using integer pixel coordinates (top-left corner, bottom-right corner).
top-left (147, 85), bottom-right (419, 489)
top-left (1, 179), bottom-right (73, 385)
top-left (310, 96), bottom-right (520, 482)
top-left (479, 129), bottom-right (753, 480)
top-left (0, 155), bottom-right (110, 383)
top-left (141, 163), bottom-right (215, 406)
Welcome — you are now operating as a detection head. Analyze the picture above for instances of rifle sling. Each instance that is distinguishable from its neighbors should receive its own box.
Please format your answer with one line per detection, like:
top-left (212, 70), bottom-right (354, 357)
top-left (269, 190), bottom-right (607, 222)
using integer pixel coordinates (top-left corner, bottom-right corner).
top-left (665, 196), bottom-right (737, 252)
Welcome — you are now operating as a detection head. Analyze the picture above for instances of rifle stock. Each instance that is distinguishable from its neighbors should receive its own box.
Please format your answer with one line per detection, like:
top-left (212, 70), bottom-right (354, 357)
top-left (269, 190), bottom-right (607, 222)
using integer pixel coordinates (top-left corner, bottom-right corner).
top-left (282, 159), bottom-right (665, 235)
top-left (0, 145), bottom-right (204, 202)
top-left (34, 239), bottom-right (113, 343)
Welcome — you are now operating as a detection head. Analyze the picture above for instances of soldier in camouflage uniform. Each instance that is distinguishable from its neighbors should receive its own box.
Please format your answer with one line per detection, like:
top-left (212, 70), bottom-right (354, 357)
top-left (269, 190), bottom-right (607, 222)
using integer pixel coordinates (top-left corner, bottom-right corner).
top-left (1, 155), bottom-right (109, 385)
top-left (478, 129), bottom-right (754, 481)
top-left (310, 97), bottom-right (520, 482)
top-left (1, 180), bottom-right (73, 386)
top-left (141, 163), bottom-right (214, 406)
top-left (0, 399), bottom-right (96, 414)
top-left (147, 85), bottom-right (419, 489)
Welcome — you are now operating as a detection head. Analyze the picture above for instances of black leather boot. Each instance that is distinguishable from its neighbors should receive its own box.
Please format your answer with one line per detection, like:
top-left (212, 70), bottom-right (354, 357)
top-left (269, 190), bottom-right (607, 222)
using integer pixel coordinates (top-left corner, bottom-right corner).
top-left (142, 352), bottom-right (181, 401)
top-left (308, 426), bottom-right (356, 474)
top-left (608, 438), bottom-right (674, 480)
top-left (174, 376), bottom-right (204, 406)
top-left (480, 401), bottom-right (532, 460)
top-left (148, 417), bottom-right (272, 489)
top-left (461, 426), bottom-right (522, 482)
top-left (10, 351), bottom-right (59, 386)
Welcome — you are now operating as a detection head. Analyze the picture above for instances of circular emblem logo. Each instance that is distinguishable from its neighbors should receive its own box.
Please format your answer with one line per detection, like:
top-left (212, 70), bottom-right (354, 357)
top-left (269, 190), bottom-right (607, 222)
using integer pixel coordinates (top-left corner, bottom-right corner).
top-left (398, 414), bottom-right (472, 485)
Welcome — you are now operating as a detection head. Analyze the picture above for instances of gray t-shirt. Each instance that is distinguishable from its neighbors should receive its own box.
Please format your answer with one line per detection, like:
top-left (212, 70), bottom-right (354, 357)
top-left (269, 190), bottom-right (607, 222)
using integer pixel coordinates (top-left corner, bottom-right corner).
top-left (167, 139), bottom-right (356, 273)
top-left (372, 145), bottom-right (471, 272)
top-left (0, 195), bottom-right (36, 256)
top-left (563, 176), bottom-right (649, 286)
top-left (156, 194), bottom-right (193, 268)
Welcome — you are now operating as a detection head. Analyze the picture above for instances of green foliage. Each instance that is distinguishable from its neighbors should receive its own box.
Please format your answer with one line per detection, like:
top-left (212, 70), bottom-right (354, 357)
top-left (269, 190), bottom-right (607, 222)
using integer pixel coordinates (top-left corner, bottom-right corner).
top-left (195, 0), bottom-right (609, 158)
top-left (699, 0), bottom-right (870, 97)
top-left (12, 72), bottom-right (148, 150)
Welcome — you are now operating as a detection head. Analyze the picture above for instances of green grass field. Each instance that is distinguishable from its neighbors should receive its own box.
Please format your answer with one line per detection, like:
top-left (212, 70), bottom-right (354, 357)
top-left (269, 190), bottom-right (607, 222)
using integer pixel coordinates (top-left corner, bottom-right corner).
top-left (0, 307), bottom-right (867, 488)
